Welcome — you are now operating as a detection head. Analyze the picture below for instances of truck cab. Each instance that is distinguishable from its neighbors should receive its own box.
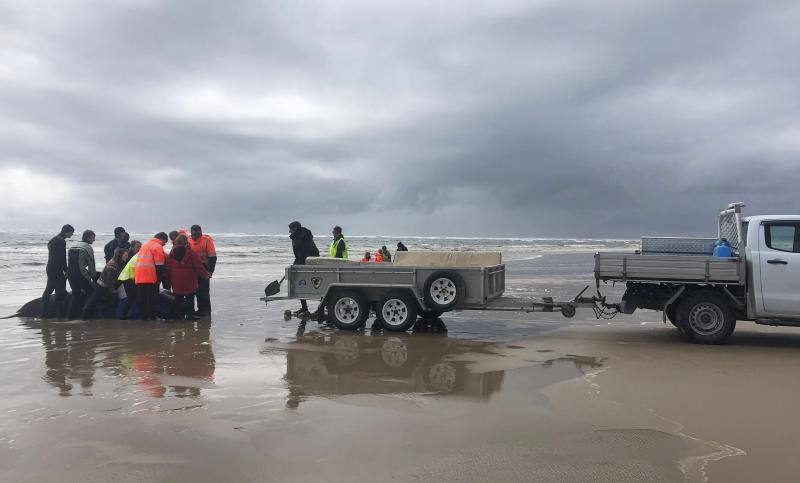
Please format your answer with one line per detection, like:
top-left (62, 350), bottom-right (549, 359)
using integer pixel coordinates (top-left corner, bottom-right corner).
top-left (745, 215), bottom-right (800, 320)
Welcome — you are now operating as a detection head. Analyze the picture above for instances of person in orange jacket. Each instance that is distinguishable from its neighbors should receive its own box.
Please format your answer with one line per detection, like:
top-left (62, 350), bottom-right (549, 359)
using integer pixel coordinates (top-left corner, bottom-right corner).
top-left (134, 232), bottom-right (168, 321)
top-left (188, 225), bottom-right (217, 316)
top-left (374, 250), bottom-right (383, 262)
top-left (360, 251), bottom-right (372, 262)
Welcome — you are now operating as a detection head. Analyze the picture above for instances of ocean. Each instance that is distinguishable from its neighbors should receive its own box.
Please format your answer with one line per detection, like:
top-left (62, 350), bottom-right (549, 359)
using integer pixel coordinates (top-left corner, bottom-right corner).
top-left (0, 231), bottom-right (637, 308)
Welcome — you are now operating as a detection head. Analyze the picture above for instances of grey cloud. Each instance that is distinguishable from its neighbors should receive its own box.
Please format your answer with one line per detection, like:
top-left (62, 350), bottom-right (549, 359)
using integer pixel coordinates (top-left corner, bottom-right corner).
top-left (1, 0), bottom-right (800, 237)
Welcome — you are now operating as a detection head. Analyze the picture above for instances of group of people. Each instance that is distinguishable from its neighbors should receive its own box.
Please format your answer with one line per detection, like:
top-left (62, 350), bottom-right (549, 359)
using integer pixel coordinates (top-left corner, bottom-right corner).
top-left (361, 245), bottom-right (394, 262)
top-left (288, 221), bottom-right (409, 316)
top-left (42, 224), bottom-right (217, 321)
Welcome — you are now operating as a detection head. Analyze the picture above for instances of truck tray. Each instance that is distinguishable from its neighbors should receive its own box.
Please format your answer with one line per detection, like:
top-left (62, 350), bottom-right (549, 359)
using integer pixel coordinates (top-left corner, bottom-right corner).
top-left (595, 252), bottom-right (744, 284)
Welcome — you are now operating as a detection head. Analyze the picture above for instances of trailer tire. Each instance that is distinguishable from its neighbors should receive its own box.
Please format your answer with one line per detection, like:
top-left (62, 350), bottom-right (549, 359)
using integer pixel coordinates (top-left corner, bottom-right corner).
top-left (423, 271), bottom-right (464, 311)
top-left (376, 291), bottom-right (419, 332)
top-left (326, 290), bottom-right (369, 330)
top-left (420, 309), bottom-right (444, 319)
top-left (677, 292), bottom-right (736, 344)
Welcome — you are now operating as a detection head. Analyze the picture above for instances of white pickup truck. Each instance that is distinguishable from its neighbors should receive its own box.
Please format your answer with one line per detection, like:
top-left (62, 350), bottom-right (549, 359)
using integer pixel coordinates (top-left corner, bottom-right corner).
top-left (598, 202), bottom-right (800, 344)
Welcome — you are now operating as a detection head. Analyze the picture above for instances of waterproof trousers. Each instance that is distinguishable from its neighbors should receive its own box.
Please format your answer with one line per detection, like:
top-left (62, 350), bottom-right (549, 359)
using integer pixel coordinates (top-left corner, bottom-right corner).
top-left (196, 277), bottom-right (211, 315)
top-left (137, 283), bottom-right (158, 321)
top-left (67, 275), bottom-right (93, 320)
top-left (42, 272), bottom-right (66, 318)
top-left (119, 280), bottom-right (137, 319)
top-left (173, 293), bottom-right (195, 320)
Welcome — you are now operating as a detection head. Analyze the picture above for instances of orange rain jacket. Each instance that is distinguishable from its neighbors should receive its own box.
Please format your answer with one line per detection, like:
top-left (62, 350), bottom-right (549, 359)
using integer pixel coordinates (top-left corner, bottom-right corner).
top-left (134, 237), bottom-right (166, 284)
top-left (188, 234), bottom-right (216, 265)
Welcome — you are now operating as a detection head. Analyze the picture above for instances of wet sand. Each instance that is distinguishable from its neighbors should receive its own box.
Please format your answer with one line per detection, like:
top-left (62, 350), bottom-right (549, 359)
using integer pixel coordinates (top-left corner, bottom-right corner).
top-left (0, 252), bottom-right (799, 481)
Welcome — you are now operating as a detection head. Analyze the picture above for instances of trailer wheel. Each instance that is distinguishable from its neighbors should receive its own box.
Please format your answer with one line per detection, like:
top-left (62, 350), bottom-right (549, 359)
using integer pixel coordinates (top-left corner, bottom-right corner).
top-left (677, 292), bottom-right (736, 344)
top-left (326, 290), bottom-right (369, 330)
top-left (376, 291), bottom-right (419, 332)
top-left (420, 309), bottom-right (444, 319)
top-left (423, 271), bottom-right (464, 311)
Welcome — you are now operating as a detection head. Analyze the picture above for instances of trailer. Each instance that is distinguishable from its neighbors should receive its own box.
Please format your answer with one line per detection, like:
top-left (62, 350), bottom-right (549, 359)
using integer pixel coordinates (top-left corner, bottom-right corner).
top-left (265, 252), bottom-right (509, 331)
top-left (263, 250), bottom-right (611, 331)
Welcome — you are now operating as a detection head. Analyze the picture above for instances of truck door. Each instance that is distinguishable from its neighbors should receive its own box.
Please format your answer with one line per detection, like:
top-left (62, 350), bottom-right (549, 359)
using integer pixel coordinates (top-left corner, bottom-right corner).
top-left (759, 222), bottom-right (800, 316)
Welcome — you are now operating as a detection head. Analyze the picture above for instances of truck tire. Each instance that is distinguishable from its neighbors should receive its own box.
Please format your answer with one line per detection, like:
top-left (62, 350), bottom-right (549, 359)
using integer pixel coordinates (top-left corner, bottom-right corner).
top-left (326, 290), bottom-right (369, 330)
top-left (666, 306), bottom-right (690, 339)
top-left (376, 291), bottom-right (419, 332)
top-left (677, 292), bottom-right (736, 344)
top-left (423, 271), bottom-right (464, 311)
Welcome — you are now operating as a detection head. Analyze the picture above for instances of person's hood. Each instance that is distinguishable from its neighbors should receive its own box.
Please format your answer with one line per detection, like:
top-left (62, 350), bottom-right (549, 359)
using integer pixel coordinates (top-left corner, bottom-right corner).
top-left (73, 241), bottom-right (94, 254)
top-left (171, 245), bottom-right (188, 262)
top-left (290, 227), bottom-right (313, 241)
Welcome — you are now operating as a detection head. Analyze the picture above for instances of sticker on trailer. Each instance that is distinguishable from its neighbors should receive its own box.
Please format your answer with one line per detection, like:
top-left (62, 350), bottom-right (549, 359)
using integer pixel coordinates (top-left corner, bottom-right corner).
top-left (298, 279), bottom-right (307, 287)
top-left (311, 277), bottom-right (322, 289)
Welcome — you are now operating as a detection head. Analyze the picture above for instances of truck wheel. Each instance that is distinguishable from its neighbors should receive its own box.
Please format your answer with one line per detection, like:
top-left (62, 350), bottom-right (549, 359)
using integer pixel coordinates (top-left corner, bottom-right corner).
top-left (326, 290), bottom-right (369, 330)
top-left (423, 271), bottom-right (464, 311)
top-left (376, 291), bottom-right (419, 332)
top-left (666, 306), bottom-right (690, 338)
top-left (677, 292), bottom-right (736, 344)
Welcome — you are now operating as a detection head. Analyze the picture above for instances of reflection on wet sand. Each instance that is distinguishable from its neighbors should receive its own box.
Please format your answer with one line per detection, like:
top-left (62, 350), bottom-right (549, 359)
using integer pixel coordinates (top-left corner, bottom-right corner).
top-left (21, 319), bottom-right (216, 398)
top-left (268, 321), bottom-right (604, 409)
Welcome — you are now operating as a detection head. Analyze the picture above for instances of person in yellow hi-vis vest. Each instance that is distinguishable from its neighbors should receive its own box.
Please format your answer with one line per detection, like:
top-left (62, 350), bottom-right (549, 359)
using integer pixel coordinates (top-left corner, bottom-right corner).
top-left (329, 226), bottom-right (349, 259)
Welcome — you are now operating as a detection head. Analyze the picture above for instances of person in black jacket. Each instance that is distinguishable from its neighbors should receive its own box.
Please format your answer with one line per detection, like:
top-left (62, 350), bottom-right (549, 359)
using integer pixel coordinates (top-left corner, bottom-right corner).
top-left (41, 224), bottom-right (75, 318)
top-left (104, 227), bottom-right (130, 263)
top-left (289, 221), bottom-right (320, 316)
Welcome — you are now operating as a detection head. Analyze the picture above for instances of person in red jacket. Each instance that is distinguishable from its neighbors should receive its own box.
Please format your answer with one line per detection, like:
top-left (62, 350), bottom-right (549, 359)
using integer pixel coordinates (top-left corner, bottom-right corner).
top-left (167, 234), bottom-right (211, 320)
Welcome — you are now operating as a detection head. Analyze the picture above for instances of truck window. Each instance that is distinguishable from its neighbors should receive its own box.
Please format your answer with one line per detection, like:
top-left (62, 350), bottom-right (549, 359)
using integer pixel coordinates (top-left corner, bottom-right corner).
top-left (764, 223), bottom-right (800, 253)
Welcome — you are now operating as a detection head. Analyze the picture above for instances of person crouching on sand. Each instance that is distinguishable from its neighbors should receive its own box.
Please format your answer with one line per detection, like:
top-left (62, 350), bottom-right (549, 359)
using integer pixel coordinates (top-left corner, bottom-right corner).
top-left (82, 248), bottom-right (127, 319)
top-left (361, 251), bottom-right (372, 262)
top-left (167, 234), bottom-right (211, 321)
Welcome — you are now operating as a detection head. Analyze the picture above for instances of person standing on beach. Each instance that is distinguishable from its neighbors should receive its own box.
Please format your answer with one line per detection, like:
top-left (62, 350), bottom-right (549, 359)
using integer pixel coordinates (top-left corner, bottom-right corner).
top-left (134, 232), bottom-right (168, 321)
top-left (167, 234), bottom-right (211, 320)
top-left (329, 226), bottom-right (348, 259)
top-left (67, 230), bottom-right (97, 319)
top-left (117, 240), bottom-right (142, 319)
top-left (188, 225), bottom-right (216, 317)
top-left (379, 246), bottom-right (392, 262)
top-left (104, 227), bottom-right (130, 263)
top-left (41, 224), bottom-right (74, 318)
top-left (289, 221), bottom-right (320, 316)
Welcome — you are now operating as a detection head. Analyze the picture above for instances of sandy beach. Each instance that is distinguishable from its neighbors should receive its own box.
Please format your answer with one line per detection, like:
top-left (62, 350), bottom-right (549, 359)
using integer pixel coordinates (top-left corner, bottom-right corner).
top-left (0, 251), bottom-right (798, 482)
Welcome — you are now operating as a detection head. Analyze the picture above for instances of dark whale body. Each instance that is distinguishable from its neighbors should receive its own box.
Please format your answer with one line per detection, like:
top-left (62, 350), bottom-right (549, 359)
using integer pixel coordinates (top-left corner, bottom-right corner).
top-left (2, 292), bottom-right (176, 319)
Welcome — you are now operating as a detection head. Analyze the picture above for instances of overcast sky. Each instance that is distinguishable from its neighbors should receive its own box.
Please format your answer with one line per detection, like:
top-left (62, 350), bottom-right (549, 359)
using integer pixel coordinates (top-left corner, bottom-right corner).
top-left (1, 0), bottom-right (799, 237)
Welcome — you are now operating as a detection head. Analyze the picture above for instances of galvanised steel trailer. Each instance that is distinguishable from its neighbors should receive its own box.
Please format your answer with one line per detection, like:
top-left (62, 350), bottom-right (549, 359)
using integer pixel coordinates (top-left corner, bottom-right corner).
top-left (265, 255), bottom-right (506, 331)
top-left (262, 251), bottom-right (598, 332)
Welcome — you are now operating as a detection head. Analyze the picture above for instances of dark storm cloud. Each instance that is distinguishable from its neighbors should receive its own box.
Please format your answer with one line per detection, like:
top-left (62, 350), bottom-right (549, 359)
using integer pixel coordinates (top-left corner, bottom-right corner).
top-left (2, 0), bottom-right (800, 236)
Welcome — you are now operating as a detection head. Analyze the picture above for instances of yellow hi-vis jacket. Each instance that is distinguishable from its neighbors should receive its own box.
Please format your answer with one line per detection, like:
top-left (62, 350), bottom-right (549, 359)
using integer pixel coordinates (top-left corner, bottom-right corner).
top-left (329, 237), bottom-right (349, 259)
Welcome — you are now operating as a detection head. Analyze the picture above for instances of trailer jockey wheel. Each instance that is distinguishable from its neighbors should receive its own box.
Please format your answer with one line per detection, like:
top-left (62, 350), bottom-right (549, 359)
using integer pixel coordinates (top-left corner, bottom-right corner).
top-left (561, 304), bottom-right (576, 318)
top-left (423, 271), bottom-right (465, 311)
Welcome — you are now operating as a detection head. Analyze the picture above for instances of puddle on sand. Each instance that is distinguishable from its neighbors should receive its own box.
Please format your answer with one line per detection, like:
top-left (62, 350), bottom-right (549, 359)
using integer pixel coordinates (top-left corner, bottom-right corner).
top-left (263, 328), bottom-right (604, 407)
